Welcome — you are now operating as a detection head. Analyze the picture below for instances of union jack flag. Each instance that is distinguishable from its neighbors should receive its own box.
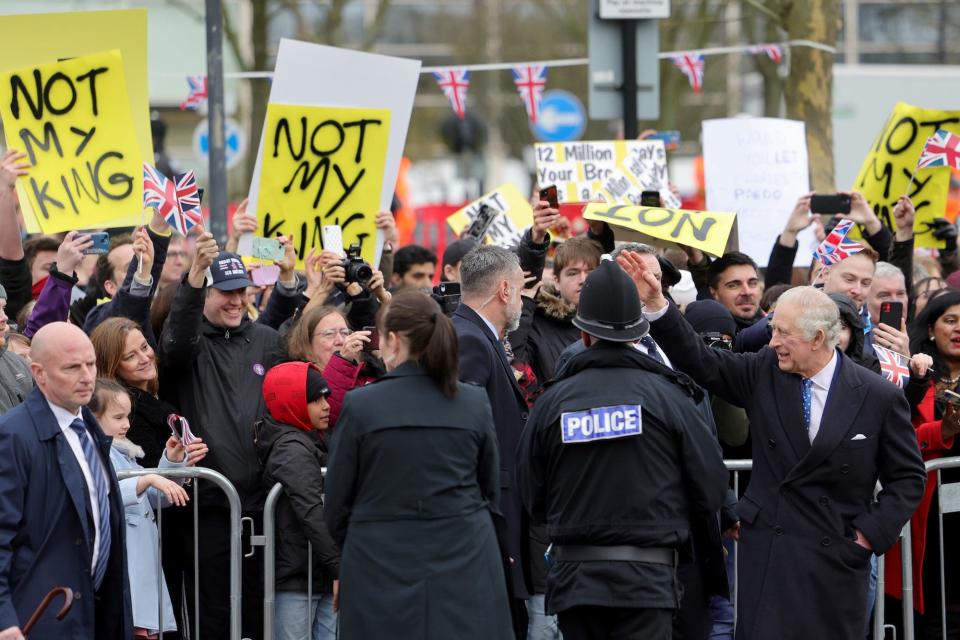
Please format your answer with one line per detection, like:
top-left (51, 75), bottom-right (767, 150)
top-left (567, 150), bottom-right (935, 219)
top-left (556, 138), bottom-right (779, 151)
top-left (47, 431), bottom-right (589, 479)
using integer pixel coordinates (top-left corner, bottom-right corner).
top-left (813, 219), bottom-right (865, 265)
top-left (512, 65), bottom-right (547, 124)
top-left (433, 68), bottom-right (470, 119)
top-left (143, 163), bottom-right (202, 236)
top-left (874, 344), bottom-right (910, 388)
top-left (180, 75), bottom-right (208, 111)
top-left (916, 129), bottom-right (960, 170)
top-left (748, 44), bottom-right (783, 63)
top-left (671, 53), bottom-right (705, 94)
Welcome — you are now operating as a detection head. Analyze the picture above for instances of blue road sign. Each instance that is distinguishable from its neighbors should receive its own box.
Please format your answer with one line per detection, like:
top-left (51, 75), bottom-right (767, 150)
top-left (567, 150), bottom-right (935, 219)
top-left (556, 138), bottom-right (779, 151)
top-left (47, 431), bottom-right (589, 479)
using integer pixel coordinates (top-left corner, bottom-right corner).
top-left (193, 118), bottom-right (246, 170)
top-left (530, 90), bottom-right (587, 142)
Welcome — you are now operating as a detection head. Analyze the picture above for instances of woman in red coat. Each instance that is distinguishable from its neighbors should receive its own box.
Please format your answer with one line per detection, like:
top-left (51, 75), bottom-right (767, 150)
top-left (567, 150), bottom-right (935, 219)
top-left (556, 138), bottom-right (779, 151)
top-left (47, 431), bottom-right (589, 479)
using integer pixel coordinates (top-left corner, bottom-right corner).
top-left (887, 290), bottom-right (960, 637)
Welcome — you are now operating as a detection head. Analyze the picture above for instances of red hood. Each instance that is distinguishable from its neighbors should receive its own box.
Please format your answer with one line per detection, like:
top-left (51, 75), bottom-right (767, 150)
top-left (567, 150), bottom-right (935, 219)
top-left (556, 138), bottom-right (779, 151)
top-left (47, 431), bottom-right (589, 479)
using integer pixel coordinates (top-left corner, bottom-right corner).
top-left (262, 361), bottom-right (319, 432)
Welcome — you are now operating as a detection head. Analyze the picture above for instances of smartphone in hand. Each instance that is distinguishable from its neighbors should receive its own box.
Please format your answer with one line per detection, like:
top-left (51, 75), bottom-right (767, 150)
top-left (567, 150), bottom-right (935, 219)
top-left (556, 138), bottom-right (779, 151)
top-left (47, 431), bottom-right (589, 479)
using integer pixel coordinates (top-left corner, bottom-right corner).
top-left (539, 185), bottom-right (559, 209)
top-left (879, 301), bottom-right (904, 330)
top-left (81, 232), bottom-right (110, 255)
top-left (810, 194), bottom-right (852, 215)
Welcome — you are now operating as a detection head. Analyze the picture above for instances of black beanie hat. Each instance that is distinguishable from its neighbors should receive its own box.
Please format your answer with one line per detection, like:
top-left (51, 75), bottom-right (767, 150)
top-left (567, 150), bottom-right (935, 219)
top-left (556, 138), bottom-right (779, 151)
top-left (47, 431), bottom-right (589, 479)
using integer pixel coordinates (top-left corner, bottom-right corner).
top-left (684, 299), bottom-right (738, 337)
top-left (305, 367), bottom-right (331, 403)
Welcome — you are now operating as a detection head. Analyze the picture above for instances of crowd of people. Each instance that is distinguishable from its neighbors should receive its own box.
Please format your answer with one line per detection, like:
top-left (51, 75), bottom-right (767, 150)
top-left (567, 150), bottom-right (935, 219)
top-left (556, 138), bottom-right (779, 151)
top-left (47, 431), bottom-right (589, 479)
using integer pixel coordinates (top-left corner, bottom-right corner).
top-left (0, 134), bottom-right (959, 640)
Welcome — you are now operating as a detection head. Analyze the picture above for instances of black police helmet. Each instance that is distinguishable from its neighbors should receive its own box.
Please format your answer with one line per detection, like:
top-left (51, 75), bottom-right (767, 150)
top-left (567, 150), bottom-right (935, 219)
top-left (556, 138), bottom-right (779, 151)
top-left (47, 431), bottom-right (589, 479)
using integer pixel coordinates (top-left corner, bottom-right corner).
top-left (573, 259), bottom-right (650, 343)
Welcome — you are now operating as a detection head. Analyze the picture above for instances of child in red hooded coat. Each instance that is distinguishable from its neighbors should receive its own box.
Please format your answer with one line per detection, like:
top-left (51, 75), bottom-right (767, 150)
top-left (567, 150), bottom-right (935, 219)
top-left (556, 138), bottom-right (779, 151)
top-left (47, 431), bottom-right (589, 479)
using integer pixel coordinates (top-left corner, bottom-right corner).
top-left (255, 361), bottom-right (340, 640)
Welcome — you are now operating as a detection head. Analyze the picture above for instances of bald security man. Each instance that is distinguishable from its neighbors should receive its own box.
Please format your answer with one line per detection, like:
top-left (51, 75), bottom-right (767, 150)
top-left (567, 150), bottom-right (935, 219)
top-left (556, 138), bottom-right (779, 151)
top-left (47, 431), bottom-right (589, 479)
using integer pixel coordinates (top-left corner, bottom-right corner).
top-left (0, 323), bottom-right (132, 640)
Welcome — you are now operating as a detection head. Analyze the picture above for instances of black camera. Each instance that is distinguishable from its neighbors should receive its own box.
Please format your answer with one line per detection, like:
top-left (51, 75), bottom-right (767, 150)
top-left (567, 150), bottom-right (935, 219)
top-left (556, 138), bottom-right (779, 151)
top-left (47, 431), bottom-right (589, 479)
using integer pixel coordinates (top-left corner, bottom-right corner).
top-left (432, 282), bottom-right (461, 316)
top-left (341, 243), bottom-right (373, 285)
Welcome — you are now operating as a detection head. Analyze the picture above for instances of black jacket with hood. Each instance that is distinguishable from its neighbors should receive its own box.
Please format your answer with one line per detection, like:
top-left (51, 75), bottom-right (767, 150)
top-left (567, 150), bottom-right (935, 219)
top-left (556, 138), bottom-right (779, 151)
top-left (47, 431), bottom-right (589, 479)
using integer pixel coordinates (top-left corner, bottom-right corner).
top-left (158, 278), bottom-right (299, 510)
top-left (509, 283), bottom-right (580, 388)
top-left (255, 415), bottom-right (339, 593)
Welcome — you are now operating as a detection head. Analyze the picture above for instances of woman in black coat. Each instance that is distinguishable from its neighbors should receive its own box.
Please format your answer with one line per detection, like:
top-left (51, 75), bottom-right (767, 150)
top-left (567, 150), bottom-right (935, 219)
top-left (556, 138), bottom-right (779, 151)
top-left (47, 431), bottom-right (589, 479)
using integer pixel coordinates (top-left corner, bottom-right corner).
top-left (324, 291), bottom-right (512, 640)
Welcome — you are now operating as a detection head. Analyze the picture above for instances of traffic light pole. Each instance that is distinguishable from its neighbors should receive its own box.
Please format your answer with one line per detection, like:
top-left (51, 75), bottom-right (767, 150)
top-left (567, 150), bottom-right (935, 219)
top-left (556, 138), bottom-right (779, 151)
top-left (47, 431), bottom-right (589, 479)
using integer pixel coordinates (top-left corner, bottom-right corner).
top-left (621, 18), bottom-right (638, 139)
top-left (205, 0), bottom-right (228, 243)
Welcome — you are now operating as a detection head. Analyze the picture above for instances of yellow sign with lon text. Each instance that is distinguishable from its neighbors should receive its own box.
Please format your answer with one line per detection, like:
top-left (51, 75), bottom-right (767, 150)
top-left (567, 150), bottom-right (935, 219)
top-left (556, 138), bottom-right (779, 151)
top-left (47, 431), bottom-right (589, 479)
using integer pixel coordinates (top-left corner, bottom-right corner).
top-left (446, 184), bottom-right (534, 248)
top-left (0, 50), bottom-right (143, 233)
top-left (255, 103), bottom-right (391, 268)
top-left (583, 203), bottom-right (737, 257)
top-left (854, 102), bottom-right (960, 249)
top-left (0, 9), bottom-right (152, 232)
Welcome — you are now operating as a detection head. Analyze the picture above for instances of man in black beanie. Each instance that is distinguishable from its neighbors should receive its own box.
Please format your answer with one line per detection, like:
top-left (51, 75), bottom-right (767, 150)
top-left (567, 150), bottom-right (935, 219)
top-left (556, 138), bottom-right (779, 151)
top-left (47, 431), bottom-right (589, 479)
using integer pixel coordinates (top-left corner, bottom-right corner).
top-left (517, 259), bottom-right (727, 640)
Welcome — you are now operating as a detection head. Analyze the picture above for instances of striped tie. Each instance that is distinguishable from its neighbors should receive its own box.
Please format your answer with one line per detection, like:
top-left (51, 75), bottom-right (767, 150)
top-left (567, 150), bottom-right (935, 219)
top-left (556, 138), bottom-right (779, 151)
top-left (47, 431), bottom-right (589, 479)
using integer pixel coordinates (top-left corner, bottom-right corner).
top-left (69, 418), bottom-right (112, 590)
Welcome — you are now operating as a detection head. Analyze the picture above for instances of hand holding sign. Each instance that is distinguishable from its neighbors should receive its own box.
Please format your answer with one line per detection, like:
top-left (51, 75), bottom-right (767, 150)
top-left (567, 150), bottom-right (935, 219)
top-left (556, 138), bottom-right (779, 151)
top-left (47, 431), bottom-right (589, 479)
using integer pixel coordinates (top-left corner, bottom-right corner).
top-left (0, 150), bottom-right (30, 193)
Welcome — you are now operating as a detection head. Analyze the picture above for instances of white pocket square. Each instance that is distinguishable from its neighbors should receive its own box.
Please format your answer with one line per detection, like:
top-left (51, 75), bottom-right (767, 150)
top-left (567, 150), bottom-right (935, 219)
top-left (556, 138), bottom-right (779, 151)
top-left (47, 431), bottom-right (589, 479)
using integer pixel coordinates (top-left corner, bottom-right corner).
top-left (851, 434), bottom-right (868, 441)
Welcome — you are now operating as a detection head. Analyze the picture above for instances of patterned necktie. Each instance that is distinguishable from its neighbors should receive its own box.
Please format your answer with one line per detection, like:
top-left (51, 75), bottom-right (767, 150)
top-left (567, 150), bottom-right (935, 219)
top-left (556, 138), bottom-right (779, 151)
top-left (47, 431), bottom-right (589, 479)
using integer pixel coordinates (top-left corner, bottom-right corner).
top-left (639, 336), bottom-right (665, 365)
top-left (69, 418), bottom-right (112, 590)
top-left (801, 379), bottom-right (814, 434)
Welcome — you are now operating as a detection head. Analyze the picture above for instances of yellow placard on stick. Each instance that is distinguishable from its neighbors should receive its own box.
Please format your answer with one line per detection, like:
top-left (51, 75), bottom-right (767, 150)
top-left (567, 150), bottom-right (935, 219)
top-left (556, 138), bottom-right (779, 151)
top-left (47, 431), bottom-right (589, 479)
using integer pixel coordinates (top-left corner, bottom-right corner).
top-left (0, 9), bottom-right (152, 232)
top-left (583, 203), bottom-right (736, 257)
top-left (446, 184), bottom-right (533, 248)
top-left (854, 102), bottom-right (960, 249)
top-left (0, 50), bottom-right (143, 233)
top-left (255, 103), bottom-right (390, 267)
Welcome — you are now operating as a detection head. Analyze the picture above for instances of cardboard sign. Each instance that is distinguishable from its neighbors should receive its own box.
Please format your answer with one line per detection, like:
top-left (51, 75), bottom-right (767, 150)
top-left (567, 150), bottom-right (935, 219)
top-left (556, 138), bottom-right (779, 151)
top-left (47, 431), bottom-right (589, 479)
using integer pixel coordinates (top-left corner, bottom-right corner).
top-left (446, 184), bottom-right (534, 248)
top-left (0, 50), bottom-right (142, 233)
top-left (533, 140), bottom-right (678, 208)
top-left (248, 39), bottom-right (421, 264)
top-left (854, 102), bottom-right (960, 249)
top-left (0, 9), bottom-right (152, 232)
top-left (254, 103), bottom-right (389, 267)
top-left (583, 203), bottom-right (736, 257)
top-left (703, 118), bottom-right (816, 266)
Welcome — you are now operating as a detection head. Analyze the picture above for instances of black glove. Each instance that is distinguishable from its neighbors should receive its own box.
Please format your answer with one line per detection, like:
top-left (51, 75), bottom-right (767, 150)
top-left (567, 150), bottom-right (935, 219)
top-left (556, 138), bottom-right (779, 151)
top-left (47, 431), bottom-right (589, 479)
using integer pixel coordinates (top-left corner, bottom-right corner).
top-left (927, 218), bottom-right (958, 253)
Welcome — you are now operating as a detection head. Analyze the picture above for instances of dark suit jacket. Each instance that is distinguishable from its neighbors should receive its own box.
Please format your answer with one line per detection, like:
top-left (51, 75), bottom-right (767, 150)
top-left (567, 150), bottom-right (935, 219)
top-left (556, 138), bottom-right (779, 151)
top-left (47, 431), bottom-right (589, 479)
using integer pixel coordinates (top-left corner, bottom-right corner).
top-left (650, 303), bottom-right (925, 640)
top-left (453, 304), bottom-right (531, 599)
top-left (0, 389), bottom-right (132, 638)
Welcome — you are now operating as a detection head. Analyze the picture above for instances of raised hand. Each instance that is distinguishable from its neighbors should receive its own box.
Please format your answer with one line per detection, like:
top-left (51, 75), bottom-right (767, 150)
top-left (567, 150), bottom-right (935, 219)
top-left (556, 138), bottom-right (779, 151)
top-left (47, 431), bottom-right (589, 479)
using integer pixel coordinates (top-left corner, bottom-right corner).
top-left (616, 251), bottom-right (668, 312)
top-left (57, 231), bottom-right (93, 275)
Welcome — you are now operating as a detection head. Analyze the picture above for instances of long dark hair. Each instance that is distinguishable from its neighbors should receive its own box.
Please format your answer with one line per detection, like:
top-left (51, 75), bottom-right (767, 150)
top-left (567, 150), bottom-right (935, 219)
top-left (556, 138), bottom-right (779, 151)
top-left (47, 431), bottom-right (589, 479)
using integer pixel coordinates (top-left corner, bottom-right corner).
top-left (382, 291), bottom-right (459, 397)
top-left (909, 290), bottom-right (960, 368)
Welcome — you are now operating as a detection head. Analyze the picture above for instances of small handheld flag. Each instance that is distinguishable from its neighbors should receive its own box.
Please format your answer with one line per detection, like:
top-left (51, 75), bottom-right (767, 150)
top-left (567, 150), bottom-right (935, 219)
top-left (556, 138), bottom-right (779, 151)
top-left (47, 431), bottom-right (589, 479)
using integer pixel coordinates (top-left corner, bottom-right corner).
top-left (671, 54), bottom-right (705, 94)
top-left (512, 65), bottom-right (547, 124)
top-left (874, 344), bottom-right (911, 388)
top-left (143, 164), bottom-right (203, 236)
top-left (433, 68), bottom-right (470, 119)
top-left (813, 219), bottom-right (865, 265)
top-left (915, 129), bottom-right (960, 171)
top-left (168, 414), bottom-right (200, 446)
top-left (180, 75), bottom-right (208, 111)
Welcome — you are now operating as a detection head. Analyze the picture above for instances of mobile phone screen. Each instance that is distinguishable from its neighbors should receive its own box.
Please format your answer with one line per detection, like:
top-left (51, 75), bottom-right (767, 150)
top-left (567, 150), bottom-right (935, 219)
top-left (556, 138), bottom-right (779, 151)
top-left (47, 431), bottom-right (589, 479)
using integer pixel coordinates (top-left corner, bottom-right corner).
top-left (539, 185), bottom-right (559, 209)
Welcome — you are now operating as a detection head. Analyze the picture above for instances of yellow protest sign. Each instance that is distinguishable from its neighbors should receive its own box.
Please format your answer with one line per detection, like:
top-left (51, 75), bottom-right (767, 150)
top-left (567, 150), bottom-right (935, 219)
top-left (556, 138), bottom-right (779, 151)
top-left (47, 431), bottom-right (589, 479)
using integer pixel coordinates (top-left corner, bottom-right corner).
top-left (0, 9), bottom-right (152, 232)
top-left (255, 103), bottom-right (390, 267)
top-left (583, 203), bottom-right (736, 257)
top-left (446, 184), bottom-right (534, 247)
top-left (0, 50), bottom-right (143, 233)
top-left (854, 102), bottom-right (960, 248)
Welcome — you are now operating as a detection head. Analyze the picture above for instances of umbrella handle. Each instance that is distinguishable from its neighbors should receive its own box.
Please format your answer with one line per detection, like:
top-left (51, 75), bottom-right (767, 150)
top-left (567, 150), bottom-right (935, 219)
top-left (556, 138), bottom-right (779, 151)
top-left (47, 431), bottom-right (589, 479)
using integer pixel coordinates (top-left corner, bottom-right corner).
top-left (21, 587), bottom-right (74, 636)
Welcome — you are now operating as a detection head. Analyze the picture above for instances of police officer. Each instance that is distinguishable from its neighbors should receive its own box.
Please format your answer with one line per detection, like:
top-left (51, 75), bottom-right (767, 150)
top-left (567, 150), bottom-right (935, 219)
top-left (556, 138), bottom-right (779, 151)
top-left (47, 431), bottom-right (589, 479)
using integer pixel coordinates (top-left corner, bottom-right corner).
top-left (516, 259), bottom-right (728, 640)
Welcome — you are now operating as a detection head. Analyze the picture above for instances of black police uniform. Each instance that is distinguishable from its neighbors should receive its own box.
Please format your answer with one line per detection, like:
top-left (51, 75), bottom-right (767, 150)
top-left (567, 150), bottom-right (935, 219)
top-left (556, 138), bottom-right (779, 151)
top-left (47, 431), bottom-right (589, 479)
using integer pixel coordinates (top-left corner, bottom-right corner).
top-left (516, 260), bottom-right (728, 639)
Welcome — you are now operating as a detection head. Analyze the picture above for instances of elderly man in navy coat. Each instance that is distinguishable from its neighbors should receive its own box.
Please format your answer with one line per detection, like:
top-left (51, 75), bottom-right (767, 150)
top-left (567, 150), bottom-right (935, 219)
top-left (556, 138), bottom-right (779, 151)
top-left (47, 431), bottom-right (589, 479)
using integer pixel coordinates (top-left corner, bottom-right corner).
top-left (618, 252), bottom-right (924, 640)
top-left (453, 245), bottom-right (532, 636)
top-left (0, 322), bottom-right (131, 640)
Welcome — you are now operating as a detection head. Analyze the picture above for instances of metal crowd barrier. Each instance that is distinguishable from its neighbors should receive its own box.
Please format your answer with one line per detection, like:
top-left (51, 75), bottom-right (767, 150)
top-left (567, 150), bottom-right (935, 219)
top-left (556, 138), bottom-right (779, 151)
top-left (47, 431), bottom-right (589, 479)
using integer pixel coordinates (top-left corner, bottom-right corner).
top-left (116, 466), bottom-right (244, 640)
top-left (893, 455), bottom-right (960, 640)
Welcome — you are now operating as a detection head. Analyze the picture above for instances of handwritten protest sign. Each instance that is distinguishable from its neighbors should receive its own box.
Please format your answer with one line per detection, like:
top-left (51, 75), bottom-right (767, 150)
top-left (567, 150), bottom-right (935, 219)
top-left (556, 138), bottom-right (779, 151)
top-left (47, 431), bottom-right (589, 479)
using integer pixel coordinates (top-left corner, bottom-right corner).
top-left (446, 184), bottom-right (534, 248)
top-left (534, 140), bottom-right (678, 208)
top-left (854, 102), bottom-right (960, 249)
top-left (0, 50), bottom-right (142, 233)
top-left (254, 103), bottom-right (390, 266)
top-left (0, 9), bottom-right (151, 232)
top-left (583, 203), bottom-right (736, 257)
top-left (703, 118), bottom-right (815, 266)
top-left (247, 40), bottom-right (420, 264)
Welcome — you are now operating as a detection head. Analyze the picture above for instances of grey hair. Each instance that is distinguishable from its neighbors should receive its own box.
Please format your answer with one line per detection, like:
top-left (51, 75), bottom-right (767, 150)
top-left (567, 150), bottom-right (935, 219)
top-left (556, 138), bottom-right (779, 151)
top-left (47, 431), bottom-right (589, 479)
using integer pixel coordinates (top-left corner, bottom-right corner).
top-left (459, 245), bottom-right (520, 298)
top-left (874, 261), bottom-right (905, 282)
top-left (777, 286), bottom-right (841, 349)
top-left (612, 242), bottom-right (657, 259)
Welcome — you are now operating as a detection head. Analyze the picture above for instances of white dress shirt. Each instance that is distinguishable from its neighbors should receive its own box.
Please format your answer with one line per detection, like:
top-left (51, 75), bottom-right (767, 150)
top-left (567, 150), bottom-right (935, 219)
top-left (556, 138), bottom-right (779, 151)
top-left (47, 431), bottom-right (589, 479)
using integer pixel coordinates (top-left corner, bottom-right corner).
top-left (634, 338), bottom-right (673, 369)
top-left (804, 351), bottom-right (838, 443)
top-left (48, 401), bottom-right (109, 572)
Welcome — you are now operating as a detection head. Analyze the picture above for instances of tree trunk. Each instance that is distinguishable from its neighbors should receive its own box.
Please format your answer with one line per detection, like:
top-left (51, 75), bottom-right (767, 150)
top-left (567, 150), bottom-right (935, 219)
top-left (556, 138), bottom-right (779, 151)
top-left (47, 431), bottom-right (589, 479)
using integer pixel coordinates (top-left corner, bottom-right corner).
top-left (781, 0), bottom-right (840, 191)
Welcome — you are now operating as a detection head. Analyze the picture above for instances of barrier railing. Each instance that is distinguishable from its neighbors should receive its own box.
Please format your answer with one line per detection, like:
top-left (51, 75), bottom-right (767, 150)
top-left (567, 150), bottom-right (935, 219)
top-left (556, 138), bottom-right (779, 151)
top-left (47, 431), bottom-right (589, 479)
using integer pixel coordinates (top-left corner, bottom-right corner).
top-left (117, 466), bottom-right (244, 640)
